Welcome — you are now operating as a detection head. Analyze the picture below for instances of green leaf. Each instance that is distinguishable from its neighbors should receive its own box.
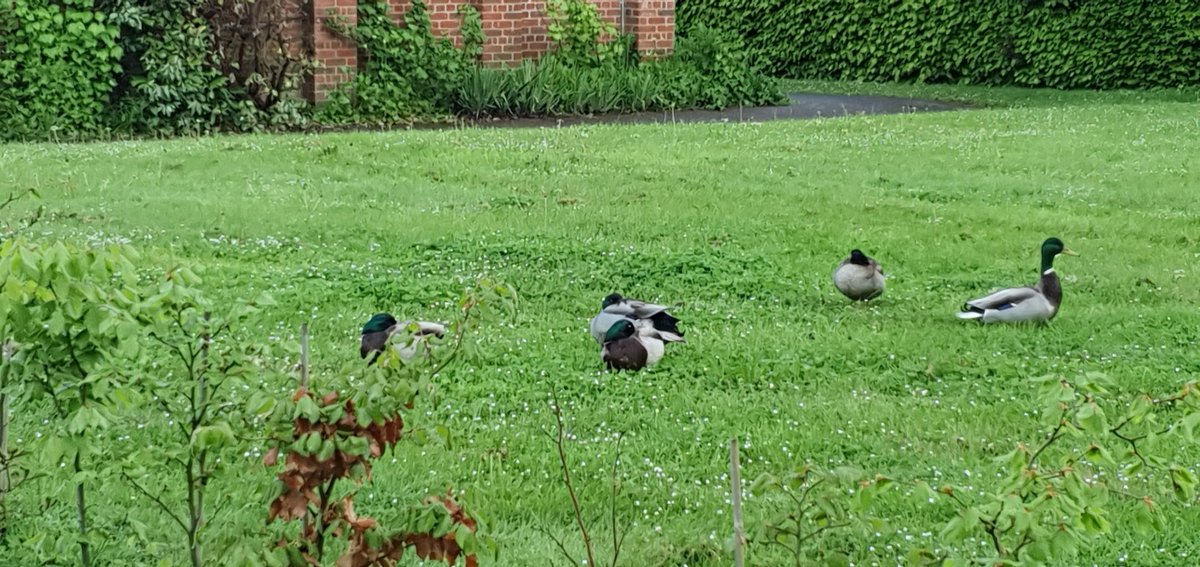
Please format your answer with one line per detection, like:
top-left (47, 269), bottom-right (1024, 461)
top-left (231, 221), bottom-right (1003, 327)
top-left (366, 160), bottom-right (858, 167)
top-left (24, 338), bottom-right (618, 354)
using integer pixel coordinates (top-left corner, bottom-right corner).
top-left (192, 422), bottom-right (236, 451)
top-left (295, 395), bottom-right (320, 421)
top-left (1076, 401), bottom-right (1107, 436)
top-left (304, 431), bottom-right (322, 455)
top-left (1178, 411), bottom-right (1200, 444)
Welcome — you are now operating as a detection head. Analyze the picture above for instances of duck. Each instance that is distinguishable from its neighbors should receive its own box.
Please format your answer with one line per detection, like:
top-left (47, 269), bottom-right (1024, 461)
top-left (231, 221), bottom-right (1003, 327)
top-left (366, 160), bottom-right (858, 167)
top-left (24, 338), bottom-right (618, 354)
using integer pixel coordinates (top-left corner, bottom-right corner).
top-left (956, 237), bottom-right (1078, 324)
top-left (833, 249), bottom-right (885, 301)
top-left (360, 312), bottom-right (447, 364)
top-left (588, 293), bottom-right (684, 345)
top-left (600, 319), bottom-right (667, 371)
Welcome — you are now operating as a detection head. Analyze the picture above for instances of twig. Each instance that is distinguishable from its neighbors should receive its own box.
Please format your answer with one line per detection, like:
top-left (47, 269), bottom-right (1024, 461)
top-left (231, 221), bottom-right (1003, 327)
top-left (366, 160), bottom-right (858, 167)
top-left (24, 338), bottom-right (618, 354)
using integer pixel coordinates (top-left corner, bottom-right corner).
top-left (730, 438), bottom-right (745, 567)
top-left (795, 521), bottom-right (851, 546)
top-left (535, 525), bottom-right (579, 567)
top-left (1028, 410), bottom-right (1069, 468)
top-left (120, 470), bottom-right (189, 533)
top-left (549, 387), bottom-right (597, 567)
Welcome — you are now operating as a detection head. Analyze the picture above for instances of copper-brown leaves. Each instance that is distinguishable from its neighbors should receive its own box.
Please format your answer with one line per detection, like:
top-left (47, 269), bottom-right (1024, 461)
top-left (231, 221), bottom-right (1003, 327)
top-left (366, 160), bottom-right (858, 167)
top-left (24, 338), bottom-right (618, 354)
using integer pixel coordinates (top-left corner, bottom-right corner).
top-left (267, 390), bottom-right (403, 524)
top-left (268, 388), bottom-right (478, 567)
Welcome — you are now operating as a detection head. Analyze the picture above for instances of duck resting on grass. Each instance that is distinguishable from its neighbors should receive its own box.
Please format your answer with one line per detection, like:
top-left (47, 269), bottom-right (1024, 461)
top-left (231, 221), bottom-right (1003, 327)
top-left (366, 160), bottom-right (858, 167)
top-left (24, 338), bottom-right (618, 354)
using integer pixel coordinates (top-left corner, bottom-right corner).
top-left (956, 237), bottom-right (1078, 324)
top-left (601, 319), bottom-right (668, 371)
top-left (833, 249), bottom-right (885, 301)
top-left (360, 312), bottom-right (447, 364)
top-left (588, 293), bottom-right (685, 345)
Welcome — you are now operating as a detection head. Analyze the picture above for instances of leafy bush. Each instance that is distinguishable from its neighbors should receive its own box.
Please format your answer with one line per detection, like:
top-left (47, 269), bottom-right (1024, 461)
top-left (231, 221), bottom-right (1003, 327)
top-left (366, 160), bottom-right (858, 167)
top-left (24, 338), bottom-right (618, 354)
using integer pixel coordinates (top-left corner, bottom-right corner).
top-left (104, 0), bottom-right (231, 135)
top-left (664, 25), bottom-right (786, 109)
top-left (676, 0), bottom-right (1200, 89)
top-left (316, 0), bottom-right (484, 124)
top-left (201, 0), bottom-right (310, 130)
top-left (0, 0), bottom-right (123, 140)
top-left (545, 0), bottom-right (626, 67)
top-left (0, 0), bottom-right (308, 140)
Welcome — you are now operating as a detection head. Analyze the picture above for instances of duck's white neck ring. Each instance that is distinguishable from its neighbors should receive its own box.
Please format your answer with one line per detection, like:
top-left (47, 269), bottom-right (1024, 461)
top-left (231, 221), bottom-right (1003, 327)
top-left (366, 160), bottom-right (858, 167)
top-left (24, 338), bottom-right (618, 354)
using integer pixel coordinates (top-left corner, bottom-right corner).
top-left (1042, 268), bottom-right (1056, 275)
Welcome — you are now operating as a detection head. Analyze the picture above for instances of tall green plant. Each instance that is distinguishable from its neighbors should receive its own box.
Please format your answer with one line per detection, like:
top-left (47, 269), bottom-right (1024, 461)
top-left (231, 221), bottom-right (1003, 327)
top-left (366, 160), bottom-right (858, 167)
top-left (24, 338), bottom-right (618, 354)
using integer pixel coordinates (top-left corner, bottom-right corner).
top-left (119, 267), bottom-right (278, 567)
top-left (545, 0), bottom-right (625, 67)
top-left (0, 239), bottom-right (144, 566)
top-left (318, 0), bottom-right (480, 123)
top-left (255, 279), bottom-right (515, 566)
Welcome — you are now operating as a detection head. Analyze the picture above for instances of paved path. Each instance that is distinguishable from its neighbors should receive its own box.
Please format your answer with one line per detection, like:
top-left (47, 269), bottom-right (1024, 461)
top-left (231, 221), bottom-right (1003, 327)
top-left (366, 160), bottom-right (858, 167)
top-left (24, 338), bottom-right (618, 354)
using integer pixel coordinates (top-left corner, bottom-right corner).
top-left (456, 92), bottom-right (969, 129)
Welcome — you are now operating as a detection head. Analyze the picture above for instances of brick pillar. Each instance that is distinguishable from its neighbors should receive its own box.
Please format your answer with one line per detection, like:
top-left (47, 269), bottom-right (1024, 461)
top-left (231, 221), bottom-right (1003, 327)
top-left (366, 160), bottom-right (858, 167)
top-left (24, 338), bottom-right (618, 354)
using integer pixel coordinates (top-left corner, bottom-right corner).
top-left (309, 0), bottom-right (359, 103)
top-left (627, 0), bottom-right (673, 56)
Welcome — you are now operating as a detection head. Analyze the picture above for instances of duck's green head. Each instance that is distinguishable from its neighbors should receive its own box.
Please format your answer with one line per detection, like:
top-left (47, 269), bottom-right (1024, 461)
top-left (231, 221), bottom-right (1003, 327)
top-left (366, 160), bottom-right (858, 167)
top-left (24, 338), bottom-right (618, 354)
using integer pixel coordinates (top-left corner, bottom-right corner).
top-left (1040, 237), bottom-right (1078, 271)
top-left (362, 313), bottom-right (398, 334)
top-left (601, 293), bottom-right (624, 309)
top-left (849, 249), bottom-right (870, 266)
top-left (603, 319), bottom-right (636, 342)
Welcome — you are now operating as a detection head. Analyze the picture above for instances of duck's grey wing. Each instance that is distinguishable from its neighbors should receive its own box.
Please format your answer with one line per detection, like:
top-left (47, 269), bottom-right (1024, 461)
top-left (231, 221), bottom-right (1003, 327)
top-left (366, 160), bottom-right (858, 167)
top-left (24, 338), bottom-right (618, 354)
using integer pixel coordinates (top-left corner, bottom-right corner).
top-left (963, 287), bottom-right (1041, 311)
top-left (590, 311), bottom-right (628, 344)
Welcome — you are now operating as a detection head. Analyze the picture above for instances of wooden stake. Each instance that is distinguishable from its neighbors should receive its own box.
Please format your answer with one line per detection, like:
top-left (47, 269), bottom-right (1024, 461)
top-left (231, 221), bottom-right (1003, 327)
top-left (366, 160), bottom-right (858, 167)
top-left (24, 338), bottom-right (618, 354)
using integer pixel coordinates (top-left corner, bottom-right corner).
top-left (299, 323), bottom-right (309, 389)
top-left (730, 438), bottom-right (745, 567)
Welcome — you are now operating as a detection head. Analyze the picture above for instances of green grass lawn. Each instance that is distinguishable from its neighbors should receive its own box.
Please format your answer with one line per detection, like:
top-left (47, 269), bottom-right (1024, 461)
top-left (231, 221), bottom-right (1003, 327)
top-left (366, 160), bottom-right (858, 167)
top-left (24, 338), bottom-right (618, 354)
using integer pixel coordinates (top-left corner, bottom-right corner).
top-left (3, 83), bottom-right (1200, 566)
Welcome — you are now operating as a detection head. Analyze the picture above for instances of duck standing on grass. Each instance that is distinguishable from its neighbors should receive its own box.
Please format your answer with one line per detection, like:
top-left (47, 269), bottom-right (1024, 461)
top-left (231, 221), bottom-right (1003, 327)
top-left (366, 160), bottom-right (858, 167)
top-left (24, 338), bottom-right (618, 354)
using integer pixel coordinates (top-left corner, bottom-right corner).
top-left (956, 237), bottom-right (1078, 324)
top-left (833, 249), bottom-right (885, 301)
top-left (360, 312), bottom-right (447, 364)
top-left (588, 293), bottom-right (685, 345)
top-left (601, 319), bottom-right (667, 371)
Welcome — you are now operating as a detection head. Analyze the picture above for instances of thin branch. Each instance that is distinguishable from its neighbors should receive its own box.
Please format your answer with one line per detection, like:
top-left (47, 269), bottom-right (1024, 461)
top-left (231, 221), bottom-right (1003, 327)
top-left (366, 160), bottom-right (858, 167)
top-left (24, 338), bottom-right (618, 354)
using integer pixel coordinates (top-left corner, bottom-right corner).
top-left (1028, 410), bottom-right (1070, 468)
top-left (120, 470), bottom-right (189, 533)
top-left (982, 507), bottom-right (1005, 557)
top-left (1011, 528), bottom-right (1034, 559)
top-left (549, 387), bottom-right (597, 567)
top-left (795, 521), bottom-right (851, 546)
top-left (535, 525), bottom-right (579, 567)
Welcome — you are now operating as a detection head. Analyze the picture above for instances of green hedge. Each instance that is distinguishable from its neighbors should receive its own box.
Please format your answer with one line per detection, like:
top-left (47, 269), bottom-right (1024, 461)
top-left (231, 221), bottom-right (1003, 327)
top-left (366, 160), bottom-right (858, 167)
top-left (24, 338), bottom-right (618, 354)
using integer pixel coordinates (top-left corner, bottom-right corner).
top-left (676, 0), bottom-right (1200, 89)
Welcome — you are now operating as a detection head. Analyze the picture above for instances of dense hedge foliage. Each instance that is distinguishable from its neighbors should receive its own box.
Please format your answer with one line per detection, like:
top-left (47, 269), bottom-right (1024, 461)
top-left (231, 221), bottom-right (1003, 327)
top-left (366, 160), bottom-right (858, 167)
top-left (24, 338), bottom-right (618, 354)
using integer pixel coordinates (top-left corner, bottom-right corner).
top-left (676, 0), bottom-right (1200, 89)
top-left (0, 0), bottom-right (307, 141)
top-left (0, 0), bottom-right (123, 139)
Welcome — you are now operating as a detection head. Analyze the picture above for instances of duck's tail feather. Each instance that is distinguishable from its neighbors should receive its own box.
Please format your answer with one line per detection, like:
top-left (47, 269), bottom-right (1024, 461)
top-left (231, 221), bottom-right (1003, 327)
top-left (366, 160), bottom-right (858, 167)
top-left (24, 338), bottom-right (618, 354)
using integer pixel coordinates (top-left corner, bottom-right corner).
top-left (657, 331), bottom-right (686, 343)
top-left (649, 311), bottom-right (683, 337)
top-left (956, 306), bottom-right (985, 321)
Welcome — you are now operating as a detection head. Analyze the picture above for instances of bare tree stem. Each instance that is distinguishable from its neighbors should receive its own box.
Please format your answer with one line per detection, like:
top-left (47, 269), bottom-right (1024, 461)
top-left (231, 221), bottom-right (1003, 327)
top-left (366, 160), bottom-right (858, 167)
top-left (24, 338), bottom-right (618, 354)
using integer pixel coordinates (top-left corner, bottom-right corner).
top-left (730, 438), bottom-right (745, 567)
top-left (549, 388), bottom-right (596, 567)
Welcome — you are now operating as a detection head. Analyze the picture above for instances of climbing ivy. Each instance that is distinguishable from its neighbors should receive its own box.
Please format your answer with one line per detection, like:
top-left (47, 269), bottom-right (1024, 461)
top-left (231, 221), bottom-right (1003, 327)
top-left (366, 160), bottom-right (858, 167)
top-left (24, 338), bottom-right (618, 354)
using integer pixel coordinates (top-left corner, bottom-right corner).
top-left (676, 0), bottom-right (1200, 88)
top-left (0, 0), bottom-right (123, 139)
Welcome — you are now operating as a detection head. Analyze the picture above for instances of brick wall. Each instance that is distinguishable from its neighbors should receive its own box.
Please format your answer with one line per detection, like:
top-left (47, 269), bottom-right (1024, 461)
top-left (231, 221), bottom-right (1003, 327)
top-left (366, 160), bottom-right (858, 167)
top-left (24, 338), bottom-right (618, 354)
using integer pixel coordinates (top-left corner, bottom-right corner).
top-left (302, 0), bottom-right (675, 103)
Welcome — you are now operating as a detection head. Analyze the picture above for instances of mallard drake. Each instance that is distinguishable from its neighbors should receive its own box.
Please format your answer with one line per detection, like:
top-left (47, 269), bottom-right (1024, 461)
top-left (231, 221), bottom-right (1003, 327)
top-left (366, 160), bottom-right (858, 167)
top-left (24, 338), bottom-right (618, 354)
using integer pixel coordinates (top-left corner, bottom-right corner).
top-left (600, 319), bottom-right (667, 371)
top-left (588, 293), bottom-right (684, 345)
top-left (360, 312), bottom-right (447, 364)
top-left (833, 249), bottom-right (885, 301)
top-left (956, 237), bottom-right (1078, 324)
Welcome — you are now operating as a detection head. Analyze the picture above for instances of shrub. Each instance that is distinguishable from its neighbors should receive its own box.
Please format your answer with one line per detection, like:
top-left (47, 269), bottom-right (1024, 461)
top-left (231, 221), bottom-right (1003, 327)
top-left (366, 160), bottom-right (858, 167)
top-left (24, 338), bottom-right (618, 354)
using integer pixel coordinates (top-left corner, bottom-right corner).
top-left (201, 0), bottom-right (310, 130)
top-left (316, 0), bottom-right (484, 124)
top-left (545, 0), bottom-right (626, 67)
top-left (0, 0), bottom-right (308, 140)
top-left (675, 0), bottom-right (1200, 89)
top-left (0, 0), bottom-right (123, 140)
top-left (104, 0), bottom-right (231, 135)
